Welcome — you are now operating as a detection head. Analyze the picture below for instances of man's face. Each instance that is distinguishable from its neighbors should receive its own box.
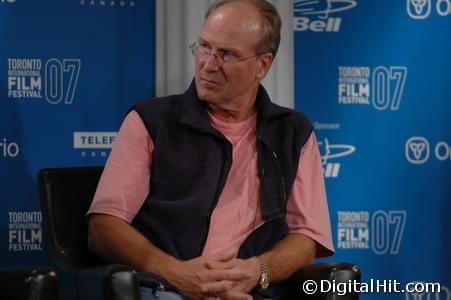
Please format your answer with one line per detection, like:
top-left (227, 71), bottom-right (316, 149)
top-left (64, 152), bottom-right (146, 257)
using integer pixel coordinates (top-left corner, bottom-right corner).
top-left (194, 3), bottom-right (272, 110)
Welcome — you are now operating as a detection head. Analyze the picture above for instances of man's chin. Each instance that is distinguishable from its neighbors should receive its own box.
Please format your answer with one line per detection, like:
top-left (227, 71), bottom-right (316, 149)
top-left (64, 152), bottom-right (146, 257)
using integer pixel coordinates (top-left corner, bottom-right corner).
top-left (198, 91), bottom-right (219, 104)
top-left (197, 86), bottom-right (220, 101)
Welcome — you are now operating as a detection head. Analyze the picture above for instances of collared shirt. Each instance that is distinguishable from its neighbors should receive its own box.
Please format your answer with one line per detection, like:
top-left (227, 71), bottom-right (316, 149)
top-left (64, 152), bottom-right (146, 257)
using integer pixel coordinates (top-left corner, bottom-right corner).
top-left (88, 110), bottom-right (334, 257)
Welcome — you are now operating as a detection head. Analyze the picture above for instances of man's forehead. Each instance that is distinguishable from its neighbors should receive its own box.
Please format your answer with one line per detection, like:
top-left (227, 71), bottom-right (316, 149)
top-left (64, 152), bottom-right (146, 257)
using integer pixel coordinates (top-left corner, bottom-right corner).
top-left (204, 2), bottom-right (262, 31)
top-left (200, 3), bottom-right (261, 48)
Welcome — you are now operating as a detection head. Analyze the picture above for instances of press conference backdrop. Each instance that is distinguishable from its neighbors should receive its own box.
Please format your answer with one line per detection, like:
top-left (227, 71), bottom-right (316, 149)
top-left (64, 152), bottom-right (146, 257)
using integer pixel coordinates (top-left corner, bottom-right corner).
top-left (0, 0), bottom-right (155, 267)
top-left (293, 0), bottom-right (450, 299)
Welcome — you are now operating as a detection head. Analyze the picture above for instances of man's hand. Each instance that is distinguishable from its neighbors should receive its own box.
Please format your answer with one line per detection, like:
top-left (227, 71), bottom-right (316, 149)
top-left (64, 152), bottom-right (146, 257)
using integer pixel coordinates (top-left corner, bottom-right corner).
top-left (201, 256), bottom-right (261, 299)
top-left (163, 250), bottom-right (253, 299)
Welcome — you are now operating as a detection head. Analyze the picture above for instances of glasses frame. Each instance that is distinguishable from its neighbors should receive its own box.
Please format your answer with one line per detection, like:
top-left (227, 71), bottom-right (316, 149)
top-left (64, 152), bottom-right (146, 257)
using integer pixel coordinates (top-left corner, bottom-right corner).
top-left (189, 42), bottom-right (266, 65)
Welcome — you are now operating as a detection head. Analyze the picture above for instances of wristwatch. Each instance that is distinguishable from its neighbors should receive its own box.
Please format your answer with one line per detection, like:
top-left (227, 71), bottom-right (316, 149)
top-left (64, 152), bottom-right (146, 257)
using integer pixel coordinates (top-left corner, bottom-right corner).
top-left (256, 256), bottom-right (269, 290)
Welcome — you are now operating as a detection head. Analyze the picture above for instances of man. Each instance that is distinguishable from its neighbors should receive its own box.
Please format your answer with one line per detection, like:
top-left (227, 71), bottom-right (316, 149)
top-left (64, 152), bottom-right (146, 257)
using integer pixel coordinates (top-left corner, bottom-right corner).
top-left (87, 0), bottom-right (334, 299)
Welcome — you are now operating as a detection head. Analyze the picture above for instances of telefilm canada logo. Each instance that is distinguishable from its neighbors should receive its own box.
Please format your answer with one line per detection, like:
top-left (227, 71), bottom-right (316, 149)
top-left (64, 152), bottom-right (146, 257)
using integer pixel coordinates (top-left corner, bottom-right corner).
top-left (318, 137), bottom-right (356, 178)
top-left (407, 0), bottom-right (451, 20)
top-left (293, 0), bottom-right (357, 32)
top-left (337, 210), bottom-right (407, 255)
top-left (405, 136), bottom-right (451, 164)
top-left (338, 66), bottom-right (408, 111)
top-left (8, 211), bottom-right (43, 252)
top-left (80, 0), bottom-right (136, 7)
top-left (7, 58), bottom-right (81, 104)
top-left (73, 131), bottom-right (117, 158)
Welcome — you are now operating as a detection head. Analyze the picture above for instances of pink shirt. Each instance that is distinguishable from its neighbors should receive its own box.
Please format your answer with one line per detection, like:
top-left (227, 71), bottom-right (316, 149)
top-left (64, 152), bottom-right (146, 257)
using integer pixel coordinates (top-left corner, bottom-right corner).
top-left (88, 110), bottom-right (334, 257)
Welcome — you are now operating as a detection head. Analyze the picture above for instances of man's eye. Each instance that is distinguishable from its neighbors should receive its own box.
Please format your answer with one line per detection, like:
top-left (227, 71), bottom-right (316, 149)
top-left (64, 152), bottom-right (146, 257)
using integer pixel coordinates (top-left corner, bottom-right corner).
top-left (222, 51), bottom-right (238, 61)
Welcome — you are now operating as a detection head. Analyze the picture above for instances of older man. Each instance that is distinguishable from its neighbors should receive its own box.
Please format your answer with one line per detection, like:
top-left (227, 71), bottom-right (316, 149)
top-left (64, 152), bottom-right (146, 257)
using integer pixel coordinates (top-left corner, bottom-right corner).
top-left (87, 0), bottom-right (334, 299)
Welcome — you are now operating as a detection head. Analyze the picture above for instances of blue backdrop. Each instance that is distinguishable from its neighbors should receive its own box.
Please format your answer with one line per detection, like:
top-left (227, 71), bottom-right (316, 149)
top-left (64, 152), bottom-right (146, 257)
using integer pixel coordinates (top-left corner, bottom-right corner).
top-left (0, 0), bottom-right (155, 268)
top-left (293, 0), bottom-right (450, 299)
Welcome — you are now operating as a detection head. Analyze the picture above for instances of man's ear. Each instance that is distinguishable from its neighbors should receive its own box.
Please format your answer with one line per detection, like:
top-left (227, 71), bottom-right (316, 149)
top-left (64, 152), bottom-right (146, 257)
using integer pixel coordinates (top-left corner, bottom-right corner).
top-left (256, 52), bottom-right (274, 79)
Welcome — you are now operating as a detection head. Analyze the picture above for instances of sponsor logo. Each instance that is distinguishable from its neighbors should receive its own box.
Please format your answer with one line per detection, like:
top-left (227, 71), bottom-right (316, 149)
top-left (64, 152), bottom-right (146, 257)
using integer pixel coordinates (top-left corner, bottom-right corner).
top-left (293, 0), bottom-right (357, 32)
top-left (0, 0), bottom-right (16, 3)
top-left (337, 210), bottom-right (407, 255)
top-left (318, 138), bottom-right (356, 178)
top-left (73, 131), bottom-right (116, 149)
top-left (407, 0), bottom-right (451, 19)
top-left (7, 58), bottom-right (81, 104)
top-left (338, 66), bottom-right (408, 111)
top-left (80, 0), bottom-right (136, 7)
top-left (314, 122), bottom-right (341, 131)
top-left (408, 0), bottom-right (433, 19)
top-left (405, 284), bottom-right (450, 300)
top-left (406, 137), bottom-right (430, 164)
top-left (8, 211), bottom-right (43, 252)
top-left (74, 131), bottom-right (117, 158)
top-left (0, 138), bottom-right (20, 158)
top-left (406, 136), bottom-right (451, 164)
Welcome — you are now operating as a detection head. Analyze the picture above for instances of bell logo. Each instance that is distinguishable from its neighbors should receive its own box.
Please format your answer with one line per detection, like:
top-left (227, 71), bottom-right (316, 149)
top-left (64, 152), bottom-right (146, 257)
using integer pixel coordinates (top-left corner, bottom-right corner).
top-left (318, 138), bottom-right (356, 178)
top-left (293, 0), bottom-right (357, 32)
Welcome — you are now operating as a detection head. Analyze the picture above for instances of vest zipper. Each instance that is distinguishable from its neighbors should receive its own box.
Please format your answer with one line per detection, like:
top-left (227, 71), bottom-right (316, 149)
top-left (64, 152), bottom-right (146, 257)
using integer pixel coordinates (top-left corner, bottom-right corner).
top-left (256, 129), bottom-right (287, 221)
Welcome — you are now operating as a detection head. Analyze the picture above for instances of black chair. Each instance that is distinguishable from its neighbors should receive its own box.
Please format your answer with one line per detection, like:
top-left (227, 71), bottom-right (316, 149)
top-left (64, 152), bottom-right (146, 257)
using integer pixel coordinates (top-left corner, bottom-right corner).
top-left (0, 267), bottom-right (58, 300)
top-left (39, 166), bottom-right (360, 300)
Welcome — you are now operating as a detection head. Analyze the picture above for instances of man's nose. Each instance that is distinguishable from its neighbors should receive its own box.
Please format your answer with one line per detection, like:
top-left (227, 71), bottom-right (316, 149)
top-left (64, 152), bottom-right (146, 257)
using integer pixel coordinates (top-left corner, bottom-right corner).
top-left (202, 53), bottom-right (221, 71)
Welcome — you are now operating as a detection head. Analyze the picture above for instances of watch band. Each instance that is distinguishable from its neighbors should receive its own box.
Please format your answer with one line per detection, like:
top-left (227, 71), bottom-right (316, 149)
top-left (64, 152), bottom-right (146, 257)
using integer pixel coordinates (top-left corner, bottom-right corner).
top-left (256, 255), bottom-right (269, 290)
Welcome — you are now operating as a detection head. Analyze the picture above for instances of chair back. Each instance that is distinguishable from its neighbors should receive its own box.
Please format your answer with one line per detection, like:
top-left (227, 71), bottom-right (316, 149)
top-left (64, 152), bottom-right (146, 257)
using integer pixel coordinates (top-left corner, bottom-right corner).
top-left (39, 166), bottom-right (104, 267)
top-left (0, 268), bottom-right (58, 300)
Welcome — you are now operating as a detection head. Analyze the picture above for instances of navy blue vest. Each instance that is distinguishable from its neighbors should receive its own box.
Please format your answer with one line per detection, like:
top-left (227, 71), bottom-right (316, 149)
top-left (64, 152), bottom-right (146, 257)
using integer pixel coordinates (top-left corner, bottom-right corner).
top-left (131, 81), bottom-right (312, 262)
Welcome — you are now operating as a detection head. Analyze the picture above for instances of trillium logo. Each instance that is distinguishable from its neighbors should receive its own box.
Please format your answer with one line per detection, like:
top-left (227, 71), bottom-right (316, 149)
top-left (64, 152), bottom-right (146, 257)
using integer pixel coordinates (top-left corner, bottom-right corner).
top-left (405, 137), bottom-right (430, 164)
top-left (407, 0), bottom-right (432, 19)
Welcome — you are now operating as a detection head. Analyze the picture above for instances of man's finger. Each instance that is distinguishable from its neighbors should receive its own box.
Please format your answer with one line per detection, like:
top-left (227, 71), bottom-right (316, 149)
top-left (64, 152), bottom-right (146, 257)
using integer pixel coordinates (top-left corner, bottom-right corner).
top-left (205, 259), bottom-right (236, 270)
top-left (201, 280), bottom-right (235, 294)
top-left (205, 269), bottom-right (250, 281)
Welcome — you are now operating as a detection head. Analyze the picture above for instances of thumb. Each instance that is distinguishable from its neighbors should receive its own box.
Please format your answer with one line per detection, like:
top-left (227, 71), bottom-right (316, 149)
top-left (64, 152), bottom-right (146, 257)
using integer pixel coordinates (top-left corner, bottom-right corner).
top-left (209, 248), bottom-right (237, 262)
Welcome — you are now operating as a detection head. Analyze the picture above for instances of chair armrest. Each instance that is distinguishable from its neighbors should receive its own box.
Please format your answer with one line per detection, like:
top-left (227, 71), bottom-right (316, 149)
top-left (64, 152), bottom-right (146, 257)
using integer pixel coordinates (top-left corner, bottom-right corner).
top-left (284, 263), bottom-right (361, 300)
top-left (78, 264), bottom-right (140, 300)
top-left (0, 268), bottom-right (58, 300)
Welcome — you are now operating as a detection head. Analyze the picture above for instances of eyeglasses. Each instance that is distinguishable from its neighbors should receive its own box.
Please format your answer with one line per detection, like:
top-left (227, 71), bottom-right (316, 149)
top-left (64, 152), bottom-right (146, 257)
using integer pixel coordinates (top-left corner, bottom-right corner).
top-left (189, 42), bottom-right (263, 65)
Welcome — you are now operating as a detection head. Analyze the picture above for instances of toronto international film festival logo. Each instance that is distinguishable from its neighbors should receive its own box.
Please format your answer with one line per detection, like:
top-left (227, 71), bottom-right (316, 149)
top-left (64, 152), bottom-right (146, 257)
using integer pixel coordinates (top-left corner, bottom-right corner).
top-left (7, 58), bottom-right (81, 104)
top-left (8, 211), bottom-right (43, 252)
top-left (338, 66), bottom-right (408, 111)
top-left (405, 136), bottom-right (451, 164)
top-left (293, 0), bottom-right (357, 32)
top-left (318, 138), bottom-right (356, 178)
top-left (407, 0), bottom-right (451, 19)
top-left (337, 210), bottom-right (407, 255)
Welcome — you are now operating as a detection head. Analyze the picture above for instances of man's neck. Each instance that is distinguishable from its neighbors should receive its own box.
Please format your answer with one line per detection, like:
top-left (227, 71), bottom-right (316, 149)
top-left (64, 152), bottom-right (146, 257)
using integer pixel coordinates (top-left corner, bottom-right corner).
top-left (207, 101), bottom-right (257, 123)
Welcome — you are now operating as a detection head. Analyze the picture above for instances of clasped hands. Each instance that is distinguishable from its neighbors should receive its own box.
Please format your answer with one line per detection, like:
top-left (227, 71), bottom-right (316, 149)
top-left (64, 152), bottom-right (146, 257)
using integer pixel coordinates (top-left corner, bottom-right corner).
top-left (164, 250), bottom-right (261, 300)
